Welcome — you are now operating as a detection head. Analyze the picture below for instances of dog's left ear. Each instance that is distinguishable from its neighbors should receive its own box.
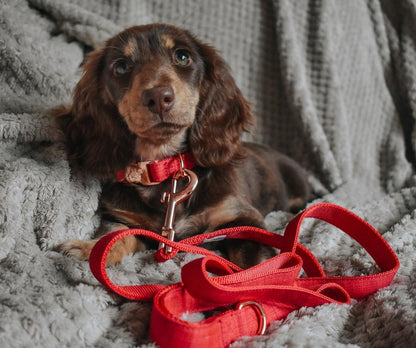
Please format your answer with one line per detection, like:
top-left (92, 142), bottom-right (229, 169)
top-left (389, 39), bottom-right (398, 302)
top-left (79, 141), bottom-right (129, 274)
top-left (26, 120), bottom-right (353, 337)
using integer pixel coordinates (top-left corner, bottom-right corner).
top-left (190, 43), bottom-right (254, 167)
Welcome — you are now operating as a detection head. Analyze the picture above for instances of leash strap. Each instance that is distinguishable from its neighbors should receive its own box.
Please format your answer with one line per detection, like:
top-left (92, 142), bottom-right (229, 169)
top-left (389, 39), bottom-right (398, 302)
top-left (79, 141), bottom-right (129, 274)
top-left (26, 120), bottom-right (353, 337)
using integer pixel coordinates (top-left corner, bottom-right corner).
top-left (89, 203), bottom-right (399, 347)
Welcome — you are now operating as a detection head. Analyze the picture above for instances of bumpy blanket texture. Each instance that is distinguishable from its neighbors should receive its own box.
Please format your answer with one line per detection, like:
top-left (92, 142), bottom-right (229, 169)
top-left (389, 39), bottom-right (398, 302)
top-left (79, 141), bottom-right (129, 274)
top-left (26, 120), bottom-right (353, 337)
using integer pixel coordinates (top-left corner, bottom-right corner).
top-left (1, 0), bottom-right (416, 347)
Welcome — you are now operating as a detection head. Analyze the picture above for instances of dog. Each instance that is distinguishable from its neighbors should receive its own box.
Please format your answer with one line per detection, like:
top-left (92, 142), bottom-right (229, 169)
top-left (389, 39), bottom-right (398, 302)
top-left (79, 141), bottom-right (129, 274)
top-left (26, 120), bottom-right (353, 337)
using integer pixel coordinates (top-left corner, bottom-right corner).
top-left (55, 24), bottom-right (310, 269)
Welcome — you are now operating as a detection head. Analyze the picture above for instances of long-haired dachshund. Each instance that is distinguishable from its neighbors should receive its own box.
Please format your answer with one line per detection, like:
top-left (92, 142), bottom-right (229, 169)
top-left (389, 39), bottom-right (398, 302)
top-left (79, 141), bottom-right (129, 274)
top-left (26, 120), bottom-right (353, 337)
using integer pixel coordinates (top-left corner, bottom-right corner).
top-left (55, 24), bottom-right (310, 269)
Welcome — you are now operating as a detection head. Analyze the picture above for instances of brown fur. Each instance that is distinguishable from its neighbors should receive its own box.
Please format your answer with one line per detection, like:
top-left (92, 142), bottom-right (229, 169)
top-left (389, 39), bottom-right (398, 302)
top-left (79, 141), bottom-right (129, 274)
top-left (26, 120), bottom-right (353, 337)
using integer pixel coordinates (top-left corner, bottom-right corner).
top-left (55, 24), bottom-right (310, 268)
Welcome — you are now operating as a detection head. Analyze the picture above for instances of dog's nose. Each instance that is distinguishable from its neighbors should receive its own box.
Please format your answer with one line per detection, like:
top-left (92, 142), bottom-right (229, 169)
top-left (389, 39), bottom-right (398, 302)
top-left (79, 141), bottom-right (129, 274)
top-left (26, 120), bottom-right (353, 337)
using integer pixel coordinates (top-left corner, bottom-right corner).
top-left (141, 86), bottom-right (175, 115)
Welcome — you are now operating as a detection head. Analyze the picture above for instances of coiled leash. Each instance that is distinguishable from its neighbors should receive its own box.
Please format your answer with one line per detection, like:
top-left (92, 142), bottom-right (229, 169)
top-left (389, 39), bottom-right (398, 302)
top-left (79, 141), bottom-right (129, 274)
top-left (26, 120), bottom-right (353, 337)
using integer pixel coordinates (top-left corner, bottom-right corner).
top-left (89, 166), bottom-right (399, 347)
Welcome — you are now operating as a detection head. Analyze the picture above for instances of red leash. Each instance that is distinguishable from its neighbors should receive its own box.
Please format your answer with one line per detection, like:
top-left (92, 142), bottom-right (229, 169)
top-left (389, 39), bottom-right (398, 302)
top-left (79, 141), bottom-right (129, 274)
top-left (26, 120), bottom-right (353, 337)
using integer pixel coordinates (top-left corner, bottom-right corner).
top-left (89, 203), bottom-right (399, 347)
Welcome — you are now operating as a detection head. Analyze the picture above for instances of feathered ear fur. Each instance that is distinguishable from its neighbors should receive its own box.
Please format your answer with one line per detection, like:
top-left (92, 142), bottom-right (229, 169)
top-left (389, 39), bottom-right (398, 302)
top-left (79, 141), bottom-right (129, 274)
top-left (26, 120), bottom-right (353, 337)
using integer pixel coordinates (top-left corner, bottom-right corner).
top-left (55, 48), bottom-right (136, 180)
top-left (190, 43), bottom-right (254, 168)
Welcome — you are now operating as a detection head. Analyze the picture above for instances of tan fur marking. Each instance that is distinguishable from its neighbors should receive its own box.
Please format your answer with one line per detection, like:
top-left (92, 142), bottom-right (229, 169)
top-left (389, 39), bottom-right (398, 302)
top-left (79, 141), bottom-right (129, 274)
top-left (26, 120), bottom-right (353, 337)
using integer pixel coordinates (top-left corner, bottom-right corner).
top-left (162, 35), bottom-right (175, 49)
top-left (58, 236), bottom-right (144, 265)
top-left (58, 221), bottom-right (146, 265)
top-left (117, 63), bottom-right (199, 160)
top-left (101, 207), bottom-right (160, 232)
top-left (204, 196), bottom-right (263, 231)
top-left (288, 197), bottom-right (305, 212)
top-left (105, 235), bottom-right (144, 264)
top-left (108, 208), bottom-right (151, 227)
top-left (124, 40), bottom-right (137, 57)
top-left (175, 196), bottom-right (263, 237)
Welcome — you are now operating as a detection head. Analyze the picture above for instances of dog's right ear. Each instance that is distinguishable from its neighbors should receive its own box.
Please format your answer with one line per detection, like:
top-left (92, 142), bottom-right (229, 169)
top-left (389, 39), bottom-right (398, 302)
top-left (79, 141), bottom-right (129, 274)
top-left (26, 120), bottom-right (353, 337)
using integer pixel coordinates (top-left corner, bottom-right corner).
top-left (53, 49), bottom-right (135, 180)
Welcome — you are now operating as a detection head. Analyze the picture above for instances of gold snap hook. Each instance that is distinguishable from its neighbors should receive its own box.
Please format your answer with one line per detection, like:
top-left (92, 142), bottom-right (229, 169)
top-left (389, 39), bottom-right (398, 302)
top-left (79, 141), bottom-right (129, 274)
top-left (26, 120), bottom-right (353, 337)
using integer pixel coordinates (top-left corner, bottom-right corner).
top-left (158, 168), bottom-right (198, 254)
top-left (178, 153), bottom-right (185, 176)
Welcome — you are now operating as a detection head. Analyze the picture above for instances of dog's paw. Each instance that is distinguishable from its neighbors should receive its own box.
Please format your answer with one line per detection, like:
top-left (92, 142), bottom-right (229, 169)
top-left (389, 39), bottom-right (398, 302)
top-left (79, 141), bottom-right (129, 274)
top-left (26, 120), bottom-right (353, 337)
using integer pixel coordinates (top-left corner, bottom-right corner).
top-left (56, 235), bottom-right (145, 265)
top-left (56, 239), bottom-right (97, 261)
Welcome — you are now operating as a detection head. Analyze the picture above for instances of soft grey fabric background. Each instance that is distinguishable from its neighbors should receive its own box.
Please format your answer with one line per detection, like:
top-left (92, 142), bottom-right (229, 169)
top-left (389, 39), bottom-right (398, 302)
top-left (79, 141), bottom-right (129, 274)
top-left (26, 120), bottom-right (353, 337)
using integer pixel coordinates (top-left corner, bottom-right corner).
top-left (1, 0), bottom-right (416, 347)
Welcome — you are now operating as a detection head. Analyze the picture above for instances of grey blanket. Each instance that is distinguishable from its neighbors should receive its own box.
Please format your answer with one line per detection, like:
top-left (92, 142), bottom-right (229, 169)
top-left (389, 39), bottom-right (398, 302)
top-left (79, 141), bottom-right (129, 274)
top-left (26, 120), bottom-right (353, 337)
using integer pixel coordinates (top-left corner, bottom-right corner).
top-left (1, 0), bottom-right (416, 346)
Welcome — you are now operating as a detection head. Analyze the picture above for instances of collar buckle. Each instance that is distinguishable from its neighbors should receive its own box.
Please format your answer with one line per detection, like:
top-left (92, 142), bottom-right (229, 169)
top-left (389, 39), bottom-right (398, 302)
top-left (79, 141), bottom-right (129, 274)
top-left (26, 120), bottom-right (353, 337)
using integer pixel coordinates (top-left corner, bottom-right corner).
top-left (124, 161), bottom-right (158, 186)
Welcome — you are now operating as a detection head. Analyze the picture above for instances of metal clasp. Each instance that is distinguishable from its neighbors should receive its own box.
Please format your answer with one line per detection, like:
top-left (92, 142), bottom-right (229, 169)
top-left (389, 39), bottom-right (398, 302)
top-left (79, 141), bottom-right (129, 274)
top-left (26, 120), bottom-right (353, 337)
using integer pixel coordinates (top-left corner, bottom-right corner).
top-left (236, 301), bottom-right (267, 335)
top-left (124, 161), bottom-right (159, 185)
top-left (158, 168), bottom-right (198, 254)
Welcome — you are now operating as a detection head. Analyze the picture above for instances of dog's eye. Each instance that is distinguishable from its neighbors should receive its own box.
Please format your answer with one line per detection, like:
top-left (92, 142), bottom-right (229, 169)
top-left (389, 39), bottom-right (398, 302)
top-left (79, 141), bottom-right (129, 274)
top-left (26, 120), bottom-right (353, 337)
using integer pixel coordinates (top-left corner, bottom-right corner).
top-left (112, 59), bottom-right (131, 76)
top-left (173, 49), bottom-right (192, 67)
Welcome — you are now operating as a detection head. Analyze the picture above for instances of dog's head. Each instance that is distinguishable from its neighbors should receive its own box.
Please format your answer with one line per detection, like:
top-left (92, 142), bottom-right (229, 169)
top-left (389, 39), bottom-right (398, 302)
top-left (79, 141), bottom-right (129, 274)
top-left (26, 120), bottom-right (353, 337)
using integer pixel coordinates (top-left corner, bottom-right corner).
top-left (57, 24), bottom-right (253, 178)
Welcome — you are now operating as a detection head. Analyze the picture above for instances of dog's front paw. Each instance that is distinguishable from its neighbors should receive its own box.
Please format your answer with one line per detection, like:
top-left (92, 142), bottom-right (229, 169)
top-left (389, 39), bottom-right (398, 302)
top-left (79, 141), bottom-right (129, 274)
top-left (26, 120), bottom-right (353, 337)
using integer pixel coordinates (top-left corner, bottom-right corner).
top-left (56, 239), bottom-right (97, 261)
top-left (56, 235), bottom-right (145, 265)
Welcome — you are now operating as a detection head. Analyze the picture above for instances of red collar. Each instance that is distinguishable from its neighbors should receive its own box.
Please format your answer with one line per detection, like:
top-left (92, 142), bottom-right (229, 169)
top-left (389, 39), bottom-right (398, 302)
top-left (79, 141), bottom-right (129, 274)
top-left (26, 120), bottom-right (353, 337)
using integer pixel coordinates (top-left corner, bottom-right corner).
top-left (116, 152), bottom-right (196, 185)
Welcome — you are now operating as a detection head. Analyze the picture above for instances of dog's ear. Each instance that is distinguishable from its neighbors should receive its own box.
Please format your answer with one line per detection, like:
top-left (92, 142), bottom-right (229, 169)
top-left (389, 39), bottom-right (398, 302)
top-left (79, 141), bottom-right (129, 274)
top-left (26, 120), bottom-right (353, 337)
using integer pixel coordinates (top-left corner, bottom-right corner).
top-left (54, 48), bottom-right (135, 179)
top-left (190, 43), bottom-right (254, 167)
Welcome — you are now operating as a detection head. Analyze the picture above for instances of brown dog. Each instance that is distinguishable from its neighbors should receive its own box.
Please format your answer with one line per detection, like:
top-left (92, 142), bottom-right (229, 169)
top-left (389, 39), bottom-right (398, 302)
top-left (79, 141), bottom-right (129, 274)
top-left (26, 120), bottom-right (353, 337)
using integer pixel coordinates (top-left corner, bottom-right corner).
top-left (55, 24), bottom-right (310, 268)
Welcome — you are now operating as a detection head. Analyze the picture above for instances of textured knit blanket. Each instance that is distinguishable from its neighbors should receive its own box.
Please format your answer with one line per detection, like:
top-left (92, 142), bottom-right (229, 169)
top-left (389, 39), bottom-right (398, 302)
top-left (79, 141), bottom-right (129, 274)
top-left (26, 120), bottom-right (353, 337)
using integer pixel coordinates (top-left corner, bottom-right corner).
top-left (1, 0), bottom-right (416, 347)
